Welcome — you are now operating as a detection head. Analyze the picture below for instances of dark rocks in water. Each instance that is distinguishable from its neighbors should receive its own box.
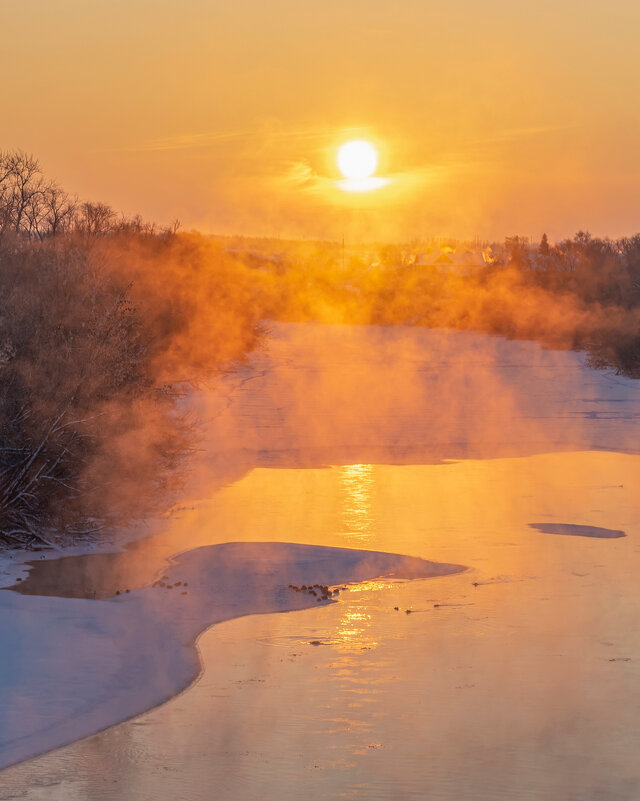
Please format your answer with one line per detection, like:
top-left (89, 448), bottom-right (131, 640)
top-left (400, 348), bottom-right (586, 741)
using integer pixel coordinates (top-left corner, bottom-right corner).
top-left (289, 582), bottom-right (334, 600)
top-left (309, 640), bottom-right (322, 646)
top-left (529, 523), bottom-right (626, 539)
top-left (289, 582), bottom-right (336, 597)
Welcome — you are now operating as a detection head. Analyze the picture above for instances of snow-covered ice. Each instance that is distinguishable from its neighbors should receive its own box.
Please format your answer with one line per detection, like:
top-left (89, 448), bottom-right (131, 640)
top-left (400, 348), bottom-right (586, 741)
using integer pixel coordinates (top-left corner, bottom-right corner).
top-left (0, 542), bottom-right (463, 770)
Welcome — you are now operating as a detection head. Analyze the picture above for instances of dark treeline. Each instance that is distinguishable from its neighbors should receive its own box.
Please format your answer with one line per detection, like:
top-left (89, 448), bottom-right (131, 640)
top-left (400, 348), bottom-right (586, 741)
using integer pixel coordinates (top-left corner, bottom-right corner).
top-left (0, 149), bottom-right (176, 240)
top-left (0, 151), bottom-right (263, 548)
top-left (233, 232), bottom-right (640, 377)
top-left (487, 232), bottom-right (640, 373)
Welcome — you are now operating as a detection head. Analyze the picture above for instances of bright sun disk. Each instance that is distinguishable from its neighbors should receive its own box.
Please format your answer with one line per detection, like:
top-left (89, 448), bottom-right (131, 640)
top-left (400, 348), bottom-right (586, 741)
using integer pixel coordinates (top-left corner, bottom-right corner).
top-left (337, 140), bottom-right (378, 180)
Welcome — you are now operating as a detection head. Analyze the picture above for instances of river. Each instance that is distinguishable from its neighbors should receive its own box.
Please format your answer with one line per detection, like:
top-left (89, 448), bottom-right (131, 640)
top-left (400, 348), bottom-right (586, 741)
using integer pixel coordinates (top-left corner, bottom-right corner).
top-left (1, 322), bottom-right (640, 800)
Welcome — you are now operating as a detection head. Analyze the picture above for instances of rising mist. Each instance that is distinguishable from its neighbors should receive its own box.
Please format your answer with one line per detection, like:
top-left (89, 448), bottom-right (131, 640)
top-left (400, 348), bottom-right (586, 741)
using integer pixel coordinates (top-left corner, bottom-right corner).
top-left (2, 150), bottom-right (639, 547)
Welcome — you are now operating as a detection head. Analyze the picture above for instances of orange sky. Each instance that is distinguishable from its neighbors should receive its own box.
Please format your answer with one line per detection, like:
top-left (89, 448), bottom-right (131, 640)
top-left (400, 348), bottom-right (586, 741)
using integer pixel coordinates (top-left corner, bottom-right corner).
top-left (3, 0), bottom-right (640, 241)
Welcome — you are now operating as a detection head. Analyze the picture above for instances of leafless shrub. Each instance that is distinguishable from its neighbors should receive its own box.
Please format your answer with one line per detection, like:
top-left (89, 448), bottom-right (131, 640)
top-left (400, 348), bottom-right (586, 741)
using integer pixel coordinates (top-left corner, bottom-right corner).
top-left (0, 151), bottom-right (264, 547)
top-left (0, 150), bottom-right (78, 240)
top-left (0, 238), bottom-right (156, 545)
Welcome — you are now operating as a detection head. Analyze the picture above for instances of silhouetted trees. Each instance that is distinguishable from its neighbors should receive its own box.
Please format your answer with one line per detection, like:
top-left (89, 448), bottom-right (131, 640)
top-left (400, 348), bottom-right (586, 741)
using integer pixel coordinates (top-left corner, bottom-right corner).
top-left (538, 232), bottom-right (549, 258)
top-left (0, 151), bottom-right (263, 548)
top-left (0, 240), bottom-right (149, 545)
top-left (0, 150), bottom-right (78, 239)
top-left (233, 231), bottom-right (640, 379)
top-left (504, 235), bottom-right (530, 268)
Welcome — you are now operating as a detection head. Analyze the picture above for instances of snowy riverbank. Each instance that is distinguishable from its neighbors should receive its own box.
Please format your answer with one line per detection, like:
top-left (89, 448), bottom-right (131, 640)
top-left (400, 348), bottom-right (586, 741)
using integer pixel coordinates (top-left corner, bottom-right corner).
top-left (0, 541), bottom-right (463, 770)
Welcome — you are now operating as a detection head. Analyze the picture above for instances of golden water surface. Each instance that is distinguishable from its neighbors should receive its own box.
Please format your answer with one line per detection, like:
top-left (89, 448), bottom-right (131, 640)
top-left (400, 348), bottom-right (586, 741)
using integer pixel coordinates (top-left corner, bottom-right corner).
top-left (2, 324), bottom-right (640, 799)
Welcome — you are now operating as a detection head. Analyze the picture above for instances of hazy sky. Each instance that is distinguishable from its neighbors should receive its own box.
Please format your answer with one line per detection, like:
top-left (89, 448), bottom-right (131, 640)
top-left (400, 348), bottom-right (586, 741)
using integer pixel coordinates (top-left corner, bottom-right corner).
top-left (3, 0), bottom-right (640, 241)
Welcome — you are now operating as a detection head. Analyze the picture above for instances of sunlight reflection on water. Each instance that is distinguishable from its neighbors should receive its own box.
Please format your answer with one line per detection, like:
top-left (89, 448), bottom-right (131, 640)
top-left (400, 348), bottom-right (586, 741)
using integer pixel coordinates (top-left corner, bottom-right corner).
top-left (4, 539), bottom-right (640, 801)
top-left (2, 452), bottom-right (640, 800)
top-left (3, 323), bottom-right (640, 800)
top-left (339, 464), bottom-right (375, 545)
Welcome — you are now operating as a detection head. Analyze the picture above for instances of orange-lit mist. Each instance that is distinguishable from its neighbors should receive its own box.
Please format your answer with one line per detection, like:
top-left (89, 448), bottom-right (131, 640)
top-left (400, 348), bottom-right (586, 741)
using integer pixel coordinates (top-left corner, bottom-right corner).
top-left (6, 315), bottom-right (640, 798)
top-left (15, 319), bottom-right (640, 597)
top-left (4, 3), bottom-right (640, 792)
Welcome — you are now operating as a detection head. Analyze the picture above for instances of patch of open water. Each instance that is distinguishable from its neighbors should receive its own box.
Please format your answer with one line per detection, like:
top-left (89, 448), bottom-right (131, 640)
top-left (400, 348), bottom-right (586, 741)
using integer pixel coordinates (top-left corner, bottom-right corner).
top-left (2, 453), bottom-right (639, 800)
top-left (2, 324), bottom-right (640, 799)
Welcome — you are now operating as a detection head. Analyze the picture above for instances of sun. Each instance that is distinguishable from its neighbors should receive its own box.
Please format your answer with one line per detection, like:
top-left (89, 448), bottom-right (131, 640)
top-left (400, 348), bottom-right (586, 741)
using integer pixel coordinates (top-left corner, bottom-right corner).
top-left (335, 139), bottom-right (388, 192)
top-left (337, 140), bottom-right (378, 181)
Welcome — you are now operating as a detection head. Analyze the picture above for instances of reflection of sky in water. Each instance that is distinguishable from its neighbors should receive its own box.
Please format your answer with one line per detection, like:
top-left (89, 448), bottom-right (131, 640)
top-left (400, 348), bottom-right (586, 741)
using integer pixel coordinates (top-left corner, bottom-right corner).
top-left (338, 464), bottom-right (374, 545)
top-left (2, 454), bottom-right (640, 800)
top-left (4, 321), bottom-right (640, 799)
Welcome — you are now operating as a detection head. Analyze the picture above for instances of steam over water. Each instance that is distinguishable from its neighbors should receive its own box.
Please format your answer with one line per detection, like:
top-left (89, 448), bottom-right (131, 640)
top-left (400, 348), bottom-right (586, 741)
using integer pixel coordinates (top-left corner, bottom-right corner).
top-left (2, 323), bottom-right (640, 800)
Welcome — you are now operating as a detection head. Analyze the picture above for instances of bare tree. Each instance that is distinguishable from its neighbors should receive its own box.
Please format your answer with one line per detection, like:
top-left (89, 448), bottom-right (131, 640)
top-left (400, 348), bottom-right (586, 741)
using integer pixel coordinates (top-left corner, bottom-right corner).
top-left (0, 239), bottom-right (151, 546)
top-left (0, 150), bottom-right (46, 235)
top-left (75, 201), bottom-right (116, 237)
top-left (41, 183), bottom-right (77, 237)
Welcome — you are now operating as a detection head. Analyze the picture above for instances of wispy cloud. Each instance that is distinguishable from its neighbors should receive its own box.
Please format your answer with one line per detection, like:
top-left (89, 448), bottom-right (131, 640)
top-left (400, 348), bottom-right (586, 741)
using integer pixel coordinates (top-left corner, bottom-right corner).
top-left (134, 122), bottom-right (340, 154)
top-left (135, 130), bottom-right (251, 152)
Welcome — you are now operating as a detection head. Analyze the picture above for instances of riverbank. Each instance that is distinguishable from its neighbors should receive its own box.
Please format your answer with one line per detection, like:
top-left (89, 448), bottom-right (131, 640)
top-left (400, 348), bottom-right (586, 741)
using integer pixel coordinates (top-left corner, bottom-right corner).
top-left (0, 541), bottom-right (463, 770)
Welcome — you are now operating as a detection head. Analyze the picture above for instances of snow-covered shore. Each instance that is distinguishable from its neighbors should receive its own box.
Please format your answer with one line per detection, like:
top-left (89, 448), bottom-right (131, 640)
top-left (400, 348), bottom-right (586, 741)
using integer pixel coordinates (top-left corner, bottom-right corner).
top-left (0, 541), bottom-right (463, 770)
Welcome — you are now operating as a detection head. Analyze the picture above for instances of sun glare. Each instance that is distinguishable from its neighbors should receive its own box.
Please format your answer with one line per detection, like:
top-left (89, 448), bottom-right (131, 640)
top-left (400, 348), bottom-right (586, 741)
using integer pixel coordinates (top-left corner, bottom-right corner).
top-left (337, 140), bottom-right (378, 180)
top-left (336, 139), bottom-right (389, 193)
